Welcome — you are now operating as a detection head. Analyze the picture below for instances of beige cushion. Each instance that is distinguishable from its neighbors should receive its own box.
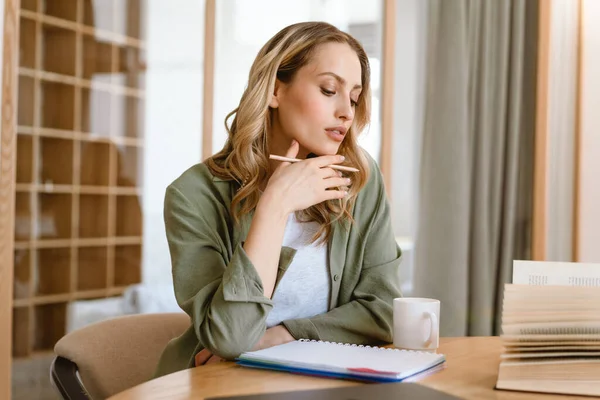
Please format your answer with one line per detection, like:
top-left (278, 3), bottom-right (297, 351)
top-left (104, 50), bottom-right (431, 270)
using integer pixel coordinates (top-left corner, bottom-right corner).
top-left (54, 313), bottom-right (190, 399)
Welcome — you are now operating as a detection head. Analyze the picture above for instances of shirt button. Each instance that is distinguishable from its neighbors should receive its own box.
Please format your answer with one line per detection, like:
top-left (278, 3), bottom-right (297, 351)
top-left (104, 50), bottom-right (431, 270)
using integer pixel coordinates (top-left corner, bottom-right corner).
top-left (333, 274), bottom-right (339, 282)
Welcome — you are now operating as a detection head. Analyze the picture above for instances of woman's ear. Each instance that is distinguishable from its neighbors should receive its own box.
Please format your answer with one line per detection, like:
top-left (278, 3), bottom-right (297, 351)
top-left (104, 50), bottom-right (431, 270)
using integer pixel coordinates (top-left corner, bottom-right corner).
top-left (269, 80), bottom-right (282, 108)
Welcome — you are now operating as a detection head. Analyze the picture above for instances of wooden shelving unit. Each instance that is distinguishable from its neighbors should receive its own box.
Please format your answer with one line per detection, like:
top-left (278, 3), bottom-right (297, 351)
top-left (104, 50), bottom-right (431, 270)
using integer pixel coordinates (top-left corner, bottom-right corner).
top-left (13, 0), bottom-right (146, 358)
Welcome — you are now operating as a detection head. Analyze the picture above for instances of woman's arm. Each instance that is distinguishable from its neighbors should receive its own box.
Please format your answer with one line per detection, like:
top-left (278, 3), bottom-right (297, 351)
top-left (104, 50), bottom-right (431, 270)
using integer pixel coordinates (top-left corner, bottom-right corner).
top-left (165, 185), bottom-right (278, 359)
top-left (281, 162), bottom-right (402, 344)
top-left (243, 190), bottom-right (289, 298)
top-left (245, 143), bottom-right (349, 298)
top-left (167, 148), bottom-right (349, 360)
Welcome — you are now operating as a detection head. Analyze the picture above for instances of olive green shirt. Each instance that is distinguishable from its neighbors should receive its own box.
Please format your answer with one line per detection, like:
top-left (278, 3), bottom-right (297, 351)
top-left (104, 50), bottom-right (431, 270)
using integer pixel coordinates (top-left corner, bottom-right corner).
top-left (154, 153), bottom-right (402, 377)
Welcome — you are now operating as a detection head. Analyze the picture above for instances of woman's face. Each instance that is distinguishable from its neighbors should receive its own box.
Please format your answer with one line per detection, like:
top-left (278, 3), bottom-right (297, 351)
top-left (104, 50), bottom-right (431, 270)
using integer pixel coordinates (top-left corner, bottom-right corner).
top-left (270, 42), bottom-right (363, 158)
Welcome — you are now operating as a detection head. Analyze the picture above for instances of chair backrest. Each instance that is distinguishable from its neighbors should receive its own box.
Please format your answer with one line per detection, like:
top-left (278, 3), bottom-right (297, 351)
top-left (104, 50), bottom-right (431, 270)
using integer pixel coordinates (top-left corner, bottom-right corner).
top-left (53, 312), bottom-right (190, 399)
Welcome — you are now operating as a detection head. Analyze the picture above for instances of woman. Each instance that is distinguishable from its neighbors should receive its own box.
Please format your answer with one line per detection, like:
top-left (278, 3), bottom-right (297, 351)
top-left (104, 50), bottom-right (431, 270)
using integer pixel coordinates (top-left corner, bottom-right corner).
top-left (154, 21), bottom-right (402, 377)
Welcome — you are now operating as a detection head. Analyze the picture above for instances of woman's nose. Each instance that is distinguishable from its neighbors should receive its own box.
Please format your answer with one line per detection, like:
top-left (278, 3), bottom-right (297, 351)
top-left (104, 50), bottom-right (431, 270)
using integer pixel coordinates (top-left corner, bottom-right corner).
top-left (336, 99), bottom-right (354, 121)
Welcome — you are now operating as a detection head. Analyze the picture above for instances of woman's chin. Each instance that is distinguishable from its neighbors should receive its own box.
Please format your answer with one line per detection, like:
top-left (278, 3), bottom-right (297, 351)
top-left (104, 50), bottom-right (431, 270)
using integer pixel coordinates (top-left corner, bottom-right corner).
top-left (308, 143), bottom-right (342, 157)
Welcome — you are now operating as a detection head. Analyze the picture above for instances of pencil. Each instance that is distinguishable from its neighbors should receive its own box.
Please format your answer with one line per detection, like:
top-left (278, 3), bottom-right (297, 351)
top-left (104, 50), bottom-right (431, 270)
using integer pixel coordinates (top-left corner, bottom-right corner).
top-left (269, 154), bottom-right (359, 172)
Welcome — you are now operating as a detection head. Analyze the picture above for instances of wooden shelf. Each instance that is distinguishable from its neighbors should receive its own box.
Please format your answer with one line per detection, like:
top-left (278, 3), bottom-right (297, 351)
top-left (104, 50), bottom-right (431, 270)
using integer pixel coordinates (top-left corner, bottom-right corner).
top-left (83, 34), bottom-right (113, 80)
top-left (40, 137), bottom-right (74, 185)
top-left (116, 145), bottom-right (143, 186)
top-left (20, 66), bottom-right (144, 97)
top-left (18, 76), bottom-right (35, 127)
top-left (12, 285), bottom-right (131, 307)
top-left (78, 246), bottom-right (109, 291)
top-left (43, 0), bottom-right (78, 23)
top-left (114, 0), bottom-right (145, 41)
top-left (34, 248), bottom-right (71, 295)
top-left (13, 249), bottom-right (31, 300)
top-left (37, 193), bottom-right (72, 239)
top-left (20, 9), bottom-right (146, 49)
top-left (15, 192), bottom-right (32, 241)
top-left (79, 194), bottom-right (109, 238)
top-left (19, 17), bottom-right (36, 68)
top-left (14, 236), bottom-right (143, 250)
top-left (33, 303), bottom-right (67, 352)
top-left (17, 125), bottom-right (145, 147)
top-left (41, 81), bottom-right (75, 130)
top-left (114, 245), bottom-right (141, 286)
top-left (16, 183), bottom-right (142, 196)
top-left (81, 87), bottom-right (112, 135)
top-left (16, 134), bottom-right (33, 183)
top-left (113, 95), bottom-right (145, 139)
top-left (80, 186), bottom-right (140, 195)
top-left (14, 0), bottom-right (146, 357)
top-left (20, 0), bottom-right (37, 12)
top-left (82, 0), bottom-right (116, 33)
top-left (12, 307), bottom-right (31, 357)
top-left (116, 195), bottom-right (142, 237)
top-left (42, 23), bottom-right (77, 76)
top-left (115, 45), bottom-right (146, 90)
top-left (80, 140), bottom-right (111, 186)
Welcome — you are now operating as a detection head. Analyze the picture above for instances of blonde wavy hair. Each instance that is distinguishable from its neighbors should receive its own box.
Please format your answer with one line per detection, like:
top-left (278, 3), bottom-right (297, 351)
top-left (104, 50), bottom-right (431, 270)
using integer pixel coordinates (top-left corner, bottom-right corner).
top-left (206, 21), bottom-right (372, 244)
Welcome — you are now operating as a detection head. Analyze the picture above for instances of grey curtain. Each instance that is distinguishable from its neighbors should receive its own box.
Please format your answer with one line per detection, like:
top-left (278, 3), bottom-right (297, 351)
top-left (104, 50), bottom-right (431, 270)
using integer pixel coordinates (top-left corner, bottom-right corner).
top-left (412, 0), bottom-right (538, 336)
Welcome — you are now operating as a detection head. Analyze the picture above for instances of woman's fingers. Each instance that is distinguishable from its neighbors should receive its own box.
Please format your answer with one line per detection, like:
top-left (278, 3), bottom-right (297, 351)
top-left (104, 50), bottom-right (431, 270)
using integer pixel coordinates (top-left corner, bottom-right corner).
top-left (323, 189), bottom-right (348, 201)
top-left (323, 177), bottom-right (351, 189)
top-left (310, 154), bottom-right (345, 168)
top-left (319, 167), bottom-right (339, 179)
top-left (194, 348), bottom-right (213, 366)
top-left (205, 355), bottom-right (225, 365)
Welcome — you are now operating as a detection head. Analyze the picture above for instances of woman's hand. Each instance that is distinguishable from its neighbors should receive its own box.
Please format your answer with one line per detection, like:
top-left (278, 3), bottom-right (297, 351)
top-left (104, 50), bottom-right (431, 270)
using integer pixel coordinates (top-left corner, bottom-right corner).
top-left (263, 140), bottom-right (350, 213)
top-left (252, 325), bottom-right (295, 351)
top-left (193, 326), bottom-right (294, 367)
top-left (194, 349), bottom-right (225, 366)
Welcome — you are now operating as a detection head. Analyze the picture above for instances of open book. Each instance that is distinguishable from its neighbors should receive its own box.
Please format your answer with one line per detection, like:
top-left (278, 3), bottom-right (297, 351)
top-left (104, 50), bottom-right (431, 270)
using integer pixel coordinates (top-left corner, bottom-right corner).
top-left (496, 261), bottom-right (600, 397)
top-left (237, 339), bottom-right (446, 383)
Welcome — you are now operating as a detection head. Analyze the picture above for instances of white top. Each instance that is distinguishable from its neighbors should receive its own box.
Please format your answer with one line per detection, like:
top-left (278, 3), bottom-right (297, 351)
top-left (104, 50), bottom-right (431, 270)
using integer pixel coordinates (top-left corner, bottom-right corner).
top-left (265, 213), bottom-right (331, 328)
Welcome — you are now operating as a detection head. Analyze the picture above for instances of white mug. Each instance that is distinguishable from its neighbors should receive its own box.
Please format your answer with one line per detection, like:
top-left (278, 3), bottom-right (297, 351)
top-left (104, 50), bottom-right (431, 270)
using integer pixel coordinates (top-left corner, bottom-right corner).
top-left (393, 297), bottom-right (440, 352)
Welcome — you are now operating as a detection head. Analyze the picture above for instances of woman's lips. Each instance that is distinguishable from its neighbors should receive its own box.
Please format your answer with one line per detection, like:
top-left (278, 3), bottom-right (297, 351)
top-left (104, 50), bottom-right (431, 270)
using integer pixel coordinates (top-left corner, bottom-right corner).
top-left (325, 129), bottom-right (345, 142)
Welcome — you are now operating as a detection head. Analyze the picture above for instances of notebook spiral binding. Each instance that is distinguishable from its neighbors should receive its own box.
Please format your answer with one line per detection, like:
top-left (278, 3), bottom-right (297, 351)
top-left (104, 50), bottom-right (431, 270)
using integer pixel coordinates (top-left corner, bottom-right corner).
top-left (298, 339), bottom-right (435, 355)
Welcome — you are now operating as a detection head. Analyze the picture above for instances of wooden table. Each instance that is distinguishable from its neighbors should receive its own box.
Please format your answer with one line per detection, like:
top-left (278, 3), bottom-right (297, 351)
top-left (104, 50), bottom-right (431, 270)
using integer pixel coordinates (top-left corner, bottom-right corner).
top-left (109, 337), bottom-right (582, 400)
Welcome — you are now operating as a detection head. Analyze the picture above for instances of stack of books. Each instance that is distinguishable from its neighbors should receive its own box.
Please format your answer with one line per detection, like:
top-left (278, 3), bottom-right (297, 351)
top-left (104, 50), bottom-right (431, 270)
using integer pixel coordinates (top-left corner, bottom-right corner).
top-left (496, 283), bottom-right (600, 396)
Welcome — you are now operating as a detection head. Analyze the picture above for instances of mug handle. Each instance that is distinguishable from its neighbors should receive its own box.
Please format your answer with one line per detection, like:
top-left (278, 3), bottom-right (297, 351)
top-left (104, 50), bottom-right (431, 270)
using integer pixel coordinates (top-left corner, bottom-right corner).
top-left (423, 311), bottom-right (438, 347)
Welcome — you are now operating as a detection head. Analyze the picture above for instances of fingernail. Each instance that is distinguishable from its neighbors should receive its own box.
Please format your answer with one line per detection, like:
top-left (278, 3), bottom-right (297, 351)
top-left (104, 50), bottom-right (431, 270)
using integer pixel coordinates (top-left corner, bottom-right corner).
top-left (339, 155), bottom-right (345, 161)
top-left (346, 178), bottom-right (351, 185)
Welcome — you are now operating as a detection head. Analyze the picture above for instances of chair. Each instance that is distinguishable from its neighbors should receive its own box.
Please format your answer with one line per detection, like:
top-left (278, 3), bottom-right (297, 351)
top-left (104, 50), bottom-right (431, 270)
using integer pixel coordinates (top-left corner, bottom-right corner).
top-left (51, 312), bottom-right (190, 399)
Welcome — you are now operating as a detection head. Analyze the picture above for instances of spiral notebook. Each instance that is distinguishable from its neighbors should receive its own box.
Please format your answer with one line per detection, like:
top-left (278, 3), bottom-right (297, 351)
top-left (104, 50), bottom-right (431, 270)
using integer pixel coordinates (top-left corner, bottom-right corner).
top-left (237, 339), bottom-right (446, 383)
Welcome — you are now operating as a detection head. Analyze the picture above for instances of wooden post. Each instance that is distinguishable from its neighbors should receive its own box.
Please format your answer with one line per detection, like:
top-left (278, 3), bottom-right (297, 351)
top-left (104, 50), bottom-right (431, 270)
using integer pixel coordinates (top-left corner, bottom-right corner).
top-left (202, 0), bottom-right (216, 160)
top-left (380, 0), bottom-right (396, 196)
top-left (532, 0), bottom-right (552, 260)
top-left (1, 0), bottom-right (20, 397)
top-left (572, 0), bottom-right (584, 261)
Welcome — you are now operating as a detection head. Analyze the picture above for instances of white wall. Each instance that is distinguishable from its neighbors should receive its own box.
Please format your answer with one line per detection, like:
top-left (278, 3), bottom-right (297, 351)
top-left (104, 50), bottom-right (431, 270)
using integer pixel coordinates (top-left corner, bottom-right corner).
top-left (391, 0), bottom-right (427, 238)
top-left (142, 1), bottom-right (205, 284)
top-left (390, 0), bottom-right (428, 295)
top-left (578, 0), bottom-right (600, 262)
top-left (545, 0), bottom-right (579, 261)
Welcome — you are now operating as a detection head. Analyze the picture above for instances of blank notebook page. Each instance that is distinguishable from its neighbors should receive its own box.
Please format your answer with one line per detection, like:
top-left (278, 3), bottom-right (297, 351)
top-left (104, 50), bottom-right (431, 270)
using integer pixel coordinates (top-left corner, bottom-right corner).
top-left (239, 340), bottom-right (445, 378)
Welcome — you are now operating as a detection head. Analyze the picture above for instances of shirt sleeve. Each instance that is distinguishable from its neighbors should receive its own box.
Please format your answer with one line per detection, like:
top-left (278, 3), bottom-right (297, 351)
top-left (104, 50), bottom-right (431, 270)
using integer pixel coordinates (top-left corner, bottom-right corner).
top-left (164, 184), bottom-right (273, 359)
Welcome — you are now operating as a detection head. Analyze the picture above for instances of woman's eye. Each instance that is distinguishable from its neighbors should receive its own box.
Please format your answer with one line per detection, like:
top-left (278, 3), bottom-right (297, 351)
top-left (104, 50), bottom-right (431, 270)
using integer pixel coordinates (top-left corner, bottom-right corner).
top-left (351, 99), bottom-right (358, 107)
top-left (321, 89), bottom-right (336, 96)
